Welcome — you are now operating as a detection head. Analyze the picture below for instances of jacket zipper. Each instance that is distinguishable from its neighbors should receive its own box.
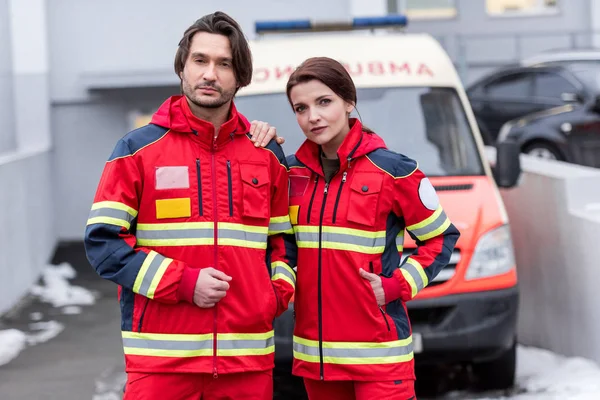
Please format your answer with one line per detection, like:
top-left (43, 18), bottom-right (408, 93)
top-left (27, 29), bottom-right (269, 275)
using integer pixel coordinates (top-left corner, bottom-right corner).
top-left (370, 262), bottom-right (390, 332)
top-left (318, 182), bottom-right (329, 380)
top-left (331, 171), bottom-right (347, 224)
top-left (211, 140), bottom-right (219, 378)
top-left (137, 298), bottom-right (150, 332)
top-left (307, 176), bottom-right (319, 224)
top-left (226, 160), bottom-right (233, 217)
top-left (196, 159), bottom-right (203, 216)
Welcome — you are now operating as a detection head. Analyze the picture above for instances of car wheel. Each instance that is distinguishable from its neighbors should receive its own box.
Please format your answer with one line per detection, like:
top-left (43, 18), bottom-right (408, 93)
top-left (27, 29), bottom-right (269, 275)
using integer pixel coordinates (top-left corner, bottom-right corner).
top-left (523, 141), bottom-right (564, 161)
top-left (472, 340), bottom-right (516, 391)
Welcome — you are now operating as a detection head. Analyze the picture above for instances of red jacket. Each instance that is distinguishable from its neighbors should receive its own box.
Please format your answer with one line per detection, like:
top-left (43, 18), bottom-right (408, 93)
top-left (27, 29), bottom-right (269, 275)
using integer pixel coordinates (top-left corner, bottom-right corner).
top-left (84, 96), bottom-right (296, 375)
top-left (288, 119), bottom-right (459, 381)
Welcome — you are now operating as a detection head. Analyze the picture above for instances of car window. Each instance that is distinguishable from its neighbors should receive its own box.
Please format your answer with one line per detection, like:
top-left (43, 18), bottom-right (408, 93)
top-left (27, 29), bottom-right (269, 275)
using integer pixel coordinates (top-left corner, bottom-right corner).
top-left (533, 72), bottom-right (578, 99)
top-left (484, 73), bottom-right (533, 99)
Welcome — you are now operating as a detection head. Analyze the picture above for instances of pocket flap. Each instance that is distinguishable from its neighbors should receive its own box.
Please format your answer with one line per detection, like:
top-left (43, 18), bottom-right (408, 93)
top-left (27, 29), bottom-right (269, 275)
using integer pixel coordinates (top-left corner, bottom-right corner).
top-left (350, 172), bottom-right (383, 195)
top-left (240, 163), bottom-right (269, 188)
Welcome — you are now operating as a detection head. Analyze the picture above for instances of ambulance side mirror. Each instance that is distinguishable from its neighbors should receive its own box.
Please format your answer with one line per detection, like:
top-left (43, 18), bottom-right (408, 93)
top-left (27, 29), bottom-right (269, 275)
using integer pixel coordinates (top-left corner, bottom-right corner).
top-left (493, 141), bottom-right (521, 188)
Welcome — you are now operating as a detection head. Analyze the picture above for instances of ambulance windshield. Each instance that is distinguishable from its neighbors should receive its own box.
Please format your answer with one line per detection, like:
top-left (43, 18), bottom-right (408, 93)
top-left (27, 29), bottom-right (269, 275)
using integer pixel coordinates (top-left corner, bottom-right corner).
top-left (236, 87), bottom-right (484, 177)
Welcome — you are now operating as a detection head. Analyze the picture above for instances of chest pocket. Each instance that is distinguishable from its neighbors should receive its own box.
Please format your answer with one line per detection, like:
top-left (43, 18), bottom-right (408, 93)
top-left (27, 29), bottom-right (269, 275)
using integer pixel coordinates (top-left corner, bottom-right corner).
top-left (346, 172), bottom-right (383, 227)
top-left (240, 162), bottom-right (270, 219)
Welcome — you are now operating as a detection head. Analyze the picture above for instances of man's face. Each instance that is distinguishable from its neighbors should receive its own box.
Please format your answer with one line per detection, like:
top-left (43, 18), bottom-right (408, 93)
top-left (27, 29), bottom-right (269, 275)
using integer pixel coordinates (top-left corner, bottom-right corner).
top-left (180, 32), bottom-right (237, 109)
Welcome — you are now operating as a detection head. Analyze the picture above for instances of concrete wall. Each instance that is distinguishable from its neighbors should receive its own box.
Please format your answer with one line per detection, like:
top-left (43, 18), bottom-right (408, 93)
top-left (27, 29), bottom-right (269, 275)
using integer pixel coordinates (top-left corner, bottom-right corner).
top-left (0, 0), bottom-right (15, 153)
top-left (0, 151), bottom-right (55, 315)
top-left (499, 155), bottom-right (600, 363)
top-left (0, 0), bottom-right (56, 315)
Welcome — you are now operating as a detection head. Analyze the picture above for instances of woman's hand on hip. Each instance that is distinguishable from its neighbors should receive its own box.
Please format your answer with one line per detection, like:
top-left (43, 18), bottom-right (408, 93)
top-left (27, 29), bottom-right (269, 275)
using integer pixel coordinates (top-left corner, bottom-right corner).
top-left (359, 268), bottom-right (385, 306)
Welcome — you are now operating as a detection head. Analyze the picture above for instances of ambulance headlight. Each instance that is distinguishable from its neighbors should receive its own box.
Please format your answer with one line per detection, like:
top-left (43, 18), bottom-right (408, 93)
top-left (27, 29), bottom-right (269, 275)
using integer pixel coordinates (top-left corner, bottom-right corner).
top-left (466, 225), bottom-right (515, 280)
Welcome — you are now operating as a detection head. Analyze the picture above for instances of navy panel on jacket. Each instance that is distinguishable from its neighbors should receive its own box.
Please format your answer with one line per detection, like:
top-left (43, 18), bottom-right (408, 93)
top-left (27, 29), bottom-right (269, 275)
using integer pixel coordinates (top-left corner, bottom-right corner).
top-left (109, 124), bottom-right (169, 161)
top-left (366, 148), bottom-right (418, 178)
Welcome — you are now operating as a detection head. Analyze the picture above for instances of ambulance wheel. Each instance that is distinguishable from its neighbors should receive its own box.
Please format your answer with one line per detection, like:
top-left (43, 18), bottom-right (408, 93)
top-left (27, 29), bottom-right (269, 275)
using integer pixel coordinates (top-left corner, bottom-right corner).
top-left (472, 340), bottom-right (516, 391)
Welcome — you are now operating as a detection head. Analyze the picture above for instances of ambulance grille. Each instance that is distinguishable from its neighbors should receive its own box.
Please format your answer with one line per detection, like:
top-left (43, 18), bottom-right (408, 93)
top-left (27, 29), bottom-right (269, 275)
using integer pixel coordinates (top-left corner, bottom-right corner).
top-left (433, 184), bottom-right (473, 191)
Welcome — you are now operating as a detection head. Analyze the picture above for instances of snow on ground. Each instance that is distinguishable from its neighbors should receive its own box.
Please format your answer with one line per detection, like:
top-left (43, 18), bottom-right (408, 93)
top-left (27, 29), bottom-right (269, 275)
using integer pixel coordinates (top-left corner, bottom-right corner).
top-left (444, 346), bottom-right (600, 400)
top-left (0, 263), bottom-right (95, 367)
top-left (30, 262), bottom-right (96, 308)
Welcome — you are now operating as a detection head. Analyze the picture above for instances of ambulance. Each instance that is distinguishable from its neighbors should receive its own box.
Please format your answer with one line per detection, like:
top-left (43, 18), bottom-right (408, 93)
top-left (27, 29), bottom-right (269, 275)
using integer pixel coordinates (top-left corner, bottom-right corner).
top-left (234, 16), bottom-right (522, 390)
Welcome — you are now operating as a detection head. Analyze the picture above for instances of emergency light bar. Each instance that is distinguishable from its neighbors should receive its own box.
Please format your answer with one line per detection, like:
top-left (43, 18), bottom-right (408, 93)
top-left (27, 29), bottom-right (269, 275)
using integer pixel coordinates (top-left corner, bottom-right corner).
top-left (255, 15), bottom-right (408, 34)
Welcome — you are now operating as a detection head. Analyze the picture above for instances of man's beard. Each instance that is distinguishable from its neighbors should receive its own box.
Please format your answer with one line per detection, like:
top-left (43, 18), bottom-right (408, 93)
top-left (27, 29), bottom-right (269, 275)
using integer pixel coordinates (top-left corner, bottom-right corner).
top-left (183, 80), bottom-right (236, 109)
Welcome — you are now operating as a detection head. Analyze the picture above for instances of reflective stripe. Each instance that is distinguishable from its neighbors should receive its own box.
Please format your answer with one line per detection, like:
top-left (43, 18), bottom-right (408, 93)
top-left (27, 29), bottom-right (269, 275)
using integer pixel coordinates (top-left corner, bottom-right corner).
top-left (268, 216), bottom-right (294, 235)
top-left (271, 261), bottom-right (296, 288)
top-left (217, 332), bottom-right (275, 356)
top-left (295, 225), bottom-right (385, 254)
top-left (133, 251), bottom-right (173, 299)
top-left (218, 222), bottom-right (268, 249)
top-left (137, 222), bottom-right (213, 246)
top-left (122, 331), bottom-right (275, 358)
top-left (122, 331), bottom-right (213, 357)
top-left (407, 206), bottom-right (451, 241)
top-left (135, 222), bottom-right (268, 249)
top-left (396, 231), bottom-right (404, 251)
top-left (400, 258), bottom-right (428, 298)
top-left (87, 201), bottom-right (138, 229)
top-left (293, 336), bottom-right (413, 365)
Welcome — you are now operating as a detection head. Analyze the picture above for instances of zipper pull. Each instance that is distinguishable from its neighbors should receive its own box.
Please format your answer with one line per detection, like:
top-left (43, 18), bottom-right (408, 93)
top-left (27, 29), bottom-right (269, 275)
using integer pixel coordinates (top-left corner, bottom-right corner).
top-left (213, 367), bottom-right (218, 379)
top-left (324, 183), bottom-right (329, 194)
top-left (347, 157), bottom-right (352, 168)
top-left (378, 305), bottom-right (386, 314)
top-left (342, 171), bottom-right (347, 182)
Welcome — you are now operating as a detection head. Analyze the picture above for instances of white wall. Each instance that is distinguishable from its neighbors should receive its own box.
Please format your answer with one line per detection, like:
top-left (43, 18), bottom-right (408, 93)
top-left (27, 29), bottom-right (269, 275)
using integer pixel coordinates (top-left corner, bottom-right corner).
top-left (0, 151), bottom-right (55, 315)
top-left (0, 0), bottom-right (55, 315)
top-left (499, 155), bottom-right (600, 363)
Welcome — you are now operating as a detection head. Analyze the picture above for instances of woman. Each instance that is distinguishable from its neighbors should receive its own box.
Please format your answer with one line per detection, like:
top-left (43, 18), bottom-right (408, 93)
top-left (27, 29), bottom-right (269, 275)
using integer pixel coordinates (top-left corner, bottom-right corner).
top-left (285, 57), bottom-right (460, 400)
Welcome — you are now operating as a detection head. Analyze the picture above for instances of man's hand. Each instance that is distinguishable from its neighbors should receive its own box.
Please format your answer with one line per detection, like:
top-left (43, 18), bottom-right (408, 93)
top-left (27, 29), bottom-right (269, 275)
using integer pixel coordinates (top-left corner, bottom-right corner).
top-left (359, 268), bottom-right (385, 306)
top-left (193, 267), bottom-right (232, 308)
top-left (249, 120), bottom-right (285, 147)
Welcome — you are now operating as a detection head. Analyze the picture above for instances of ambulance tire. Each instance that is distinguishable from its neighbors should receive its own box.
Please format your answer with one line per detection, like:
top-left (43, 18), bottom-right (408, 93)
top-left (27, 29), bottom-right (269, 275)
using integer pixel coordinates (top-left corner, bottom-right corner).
top-left (472, 340), bottom-right (516, 391)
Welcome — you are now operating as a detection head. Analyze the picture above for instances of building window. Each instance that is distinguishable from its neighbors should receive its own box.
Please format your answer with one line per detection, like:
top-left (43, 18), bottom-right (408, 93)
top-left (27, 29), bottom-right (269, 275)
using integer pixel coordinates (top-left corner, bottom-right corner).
top-left (399, 0), bottom-right (457, 20)
top-left (486, 0), bottom-right (558, 16)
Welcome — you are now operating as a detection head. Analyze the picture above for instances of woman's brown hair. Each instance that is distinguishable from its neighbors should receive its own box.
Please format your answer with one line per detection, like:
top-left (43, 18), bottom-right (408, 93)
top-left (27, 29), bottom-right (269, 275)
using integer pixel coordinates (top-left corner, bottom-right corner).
top-left (286, 57), bottom-right (373, 132)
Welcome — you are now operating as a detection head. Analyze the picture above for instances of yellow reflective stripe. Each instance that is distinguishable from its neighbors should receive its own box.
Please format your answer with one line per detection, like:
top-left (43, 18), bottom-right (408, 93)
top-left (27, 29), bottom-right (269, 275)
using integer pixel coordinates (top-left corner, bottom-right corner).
top-left (133, 251), bottom-right (173, 298)
top-left (133, 251), bottom-right (157, 294)
top-left (138, 222), bottom-right (213, 230)
top-left (406, 258), bottom-right (429, 287)
top-left (271, 261), bottom-right (295, 288)
top-left (293, 352), bottom-right (413, 365)
top-left (406, 206), bottom-right (451, 241)
top-left (293, 335), bottom-right (412, 349)
top-left (217, 331), bottom-right (275, 356)
top-left (401, 268), bottom-right (418, 298)
top-left (295, 225), bottom-right (385, 239)
top-left (146, 257), bottom-right (172, 299)
top-left (92, 201), bottom-right (138, 217)
top-left (295, 225), bottom-right (386, 255)
top-left (218, 222), bottom-right (268, 234)
top-left (293, 336), bottom-right (414, 365)
top-left (217, 331), bottom-right (274, 341)
top-left (407, 206), bottom-right (442, 231)
top-left (269, 215), bottom-right (294, 235)
top-left (87, 201), bottom-right (138, 229)
top-left (87, 216), bottom-right (131, 229)
top-left (122, 331), bottom-right (213, 358)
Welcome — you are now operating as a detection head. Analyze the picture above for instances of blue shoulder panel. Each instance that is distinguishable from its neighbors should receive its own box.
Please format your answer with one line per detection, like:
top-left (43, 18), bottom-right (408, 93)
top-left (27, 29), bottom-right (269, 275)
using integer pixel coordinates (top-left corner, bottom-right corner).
top-left (108, 124), bottom-right (169, 161)
top-left (367, 148), bottom-right (418, 178)
top-left (286, 154), bottom-right (305, 168)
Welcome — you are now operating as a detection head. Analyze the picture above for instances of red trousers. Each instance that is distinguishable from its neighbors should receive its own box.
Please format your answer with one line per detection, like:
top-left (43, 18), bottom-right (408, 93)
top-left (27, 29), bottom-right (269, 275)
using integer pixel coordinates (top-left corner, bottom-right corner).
top-left (123, 370), bottom-right (272, 400)
top-left (304, 378), bottom-right (416, 400)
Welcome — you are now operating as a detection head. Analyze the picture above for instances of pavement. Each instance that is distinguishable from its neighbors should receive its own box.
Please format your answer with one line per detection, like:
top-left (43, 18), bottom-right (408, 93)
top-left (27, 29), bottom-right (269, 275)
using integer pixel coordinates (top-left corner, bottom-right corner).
top-left (0, 242), bottom-right (307, 400)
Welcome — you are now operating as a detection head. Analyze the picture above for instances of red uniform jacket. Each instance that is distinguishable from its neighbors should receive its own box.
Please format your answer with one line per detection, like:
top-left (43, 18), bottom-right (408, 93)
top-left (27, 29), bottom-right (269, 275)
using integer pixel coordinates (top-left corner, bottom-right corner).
top-left (84, 96), bottom-right (296, 375)
top-left (288, 119), bottom-right (459, 381)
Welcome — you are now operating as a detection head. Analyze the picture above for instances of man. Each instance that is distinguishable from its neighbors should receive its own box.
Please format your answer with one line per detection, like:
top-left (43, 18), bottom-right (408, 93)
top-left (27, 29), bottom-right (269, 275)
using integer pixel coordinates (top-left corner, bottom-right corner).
top-left (84, 11), bottom-right (296, 399)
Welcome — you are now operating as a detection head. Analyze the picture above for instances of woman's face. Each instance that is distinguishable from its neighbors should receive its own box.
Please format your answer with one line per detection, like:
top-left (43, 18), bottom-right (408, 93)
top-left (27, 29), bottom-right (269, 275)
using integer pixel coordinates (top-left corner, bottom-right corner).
top-left (289, 79), bottom-right (354, 148)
